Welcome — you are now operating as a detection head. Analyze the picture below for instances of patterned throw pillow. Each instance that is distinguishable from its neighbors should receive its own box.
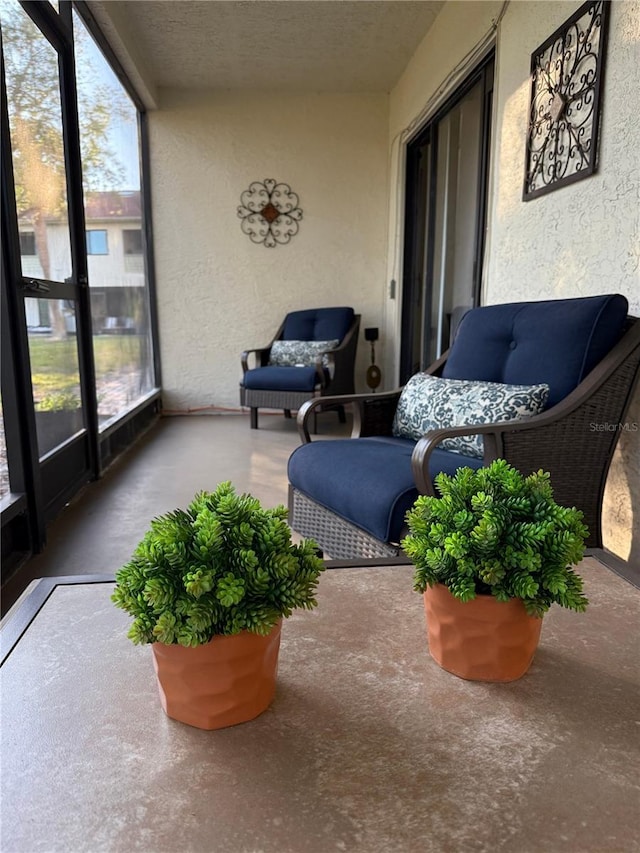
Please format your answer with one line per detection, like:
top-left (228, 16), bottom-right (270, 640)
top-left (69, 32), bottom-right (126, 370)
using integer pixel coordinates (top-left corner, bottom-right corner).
top-left (392, 374), bottom-right (550, 458)
top-left (269, 339), bottom-right (339, 368)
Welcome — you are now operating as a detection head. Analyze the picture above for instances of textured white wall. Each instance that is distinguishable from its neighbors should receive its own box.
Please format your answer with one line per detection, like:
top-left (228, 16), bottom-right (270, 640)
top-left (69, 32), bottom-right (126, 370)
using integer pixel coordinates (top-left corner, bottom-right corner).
top-left (485, 0), bottom-right (640, 561)
top-left (389, 1), bottom-right (503, 139)
top-left (149, 90), bottom-right (389, 410)
top-left (388, 0), bottom-right (639, 559)
top-left (485, 1), bottom-right (639, 311)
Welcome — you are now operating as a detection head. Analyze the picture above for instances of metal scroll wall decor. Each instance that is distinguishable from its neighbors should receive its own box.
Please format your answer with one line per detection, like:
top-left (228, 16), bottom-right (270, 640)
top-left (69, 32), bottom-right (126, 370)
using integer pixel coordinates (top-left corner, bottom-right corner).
top-left (523, 0), bottom-right (609, 201)
top-left (237, 179), bottom-right (303, 247)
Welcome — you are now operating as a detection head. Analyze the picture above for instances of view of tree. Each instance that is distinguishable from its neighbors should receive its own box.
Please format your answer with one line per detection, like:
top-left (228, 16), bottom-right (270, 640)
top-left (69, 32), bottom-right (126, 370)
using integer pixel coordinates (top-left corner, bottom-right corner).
top-left (0, 0), bottom-right (129, 336)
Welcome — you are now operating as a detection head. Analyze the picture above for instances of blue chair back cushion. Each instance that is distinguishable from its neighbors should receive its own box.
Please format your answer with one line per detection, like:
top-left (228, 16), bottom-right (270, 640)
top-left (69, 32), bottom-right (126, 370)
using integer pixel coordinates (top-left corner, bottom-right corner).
top-left (243, 365), bottom-right (323, 392)
top-left (282, 307), bottom-right (354, 343)
top-left (443, 294), bottom-right (628, 406)
top-left (288, 437), bottom-right (482, 544)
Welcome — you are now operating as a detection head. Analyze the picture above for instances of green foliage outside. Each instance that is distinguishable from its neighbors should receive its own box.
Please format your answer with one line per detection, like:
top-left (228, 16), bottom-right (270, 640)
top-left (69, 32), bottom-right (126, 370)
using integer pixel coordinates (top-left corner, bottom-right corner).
top-left (29, 335), bottom-right (144, 373)
top-left (35, 391), bottom-right (81, 412)
top-left (31, 372), bottom-right (79, 399)
top-left (112, 483), bottom-right (325, 647)
top-left (2, 1), bottom-right (128, 216)
top-left (403, 459), bottom-right (589, 617)
top-left (29, 335), bottom-right (145, 404)
top-left (28, 337), bottom-right (81, 375)
top-left (2, 2), bottom-right (134, 337)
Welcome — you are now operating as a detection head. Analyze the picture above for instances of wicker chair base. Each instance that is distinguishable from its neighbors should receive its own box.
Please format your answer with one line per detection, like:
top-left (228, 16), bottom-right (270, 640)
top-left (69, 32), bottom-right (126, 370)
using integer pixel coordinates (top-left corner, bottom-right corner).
top-left (289, 487), bottom-right (401, 559)
top-left (240, 388), bottom-right (316, 411)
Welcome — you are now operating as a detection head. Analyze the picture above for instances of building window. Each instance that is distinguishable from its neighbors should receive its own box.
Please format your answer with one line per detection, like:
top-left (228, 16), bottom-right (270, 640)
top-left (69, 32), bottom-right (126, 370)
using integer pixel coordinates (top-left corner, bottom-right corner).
top-left (19, 232), bottom-right (36, 255)
top-left (122, 228), bottom-right (142, 255)
top-left (86, 229), bottom-right (108, 254)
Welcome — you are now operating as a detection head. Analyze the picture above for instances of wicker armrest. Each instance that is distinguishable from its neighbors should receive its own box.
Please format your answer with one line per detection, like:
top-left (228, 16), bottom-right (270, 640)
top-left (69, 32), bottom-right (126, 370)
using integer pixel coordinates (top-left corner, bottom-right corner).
top-left (329, 331), bottom-right (355, 356)
top-left (326, 314), bottom-right (360, 396)
top-left (411, 423), bottom-right (505, 494)
top-left (412, 406), bottom-right (595, 495)
top-left (312, 344), bottom-right (343, 382)
top-left (241, 347), bottom-right (271, 372)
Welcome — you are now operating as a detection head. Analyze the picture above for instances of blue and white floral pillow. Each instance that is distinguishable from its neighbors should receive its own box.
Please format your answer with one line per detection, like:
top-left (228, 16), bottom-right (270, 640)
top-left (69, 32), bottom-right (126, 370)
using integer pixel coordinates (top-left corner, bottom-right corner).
top-left (269, 339), bottom-right (339, 368)
top-left (392, 374), bottom-right (550, 458)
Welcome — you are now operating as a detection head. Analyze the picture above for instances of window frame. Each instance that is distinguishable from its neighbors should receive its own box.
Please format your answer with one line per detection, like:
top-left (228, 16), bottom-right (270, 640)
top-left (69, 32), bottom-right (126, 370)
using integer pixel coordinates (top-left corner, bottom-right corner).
top-left (122, 228), bottom-right (143, 255)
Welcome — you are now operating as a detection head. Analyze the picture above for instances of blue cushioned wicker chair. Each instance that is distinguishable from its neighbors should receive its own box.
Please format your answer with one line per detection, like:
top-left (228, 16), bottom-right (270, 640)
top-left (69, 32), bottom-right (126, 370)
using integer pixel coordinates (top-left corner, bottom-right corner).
top-left (240, 307), bottom-right (360, 429)
top-left (288, 295), bottom-right (640, 558)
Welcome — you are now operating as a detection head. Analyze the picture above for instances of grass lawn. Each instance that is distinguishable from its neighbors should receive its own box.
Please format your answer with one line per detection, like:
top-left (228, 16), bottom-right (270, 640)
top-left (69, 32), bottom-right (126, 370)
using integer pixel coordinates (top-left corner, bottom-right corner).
top-left (28, 334), bottom-right (149, 404)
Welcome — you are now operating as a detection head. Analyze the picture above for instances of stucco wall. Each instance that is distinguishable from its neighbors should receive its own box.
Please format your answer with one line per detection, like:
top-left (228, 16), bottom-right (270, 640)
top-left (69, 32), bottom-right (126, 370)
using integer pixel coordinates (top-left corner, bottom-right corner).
top-left (485, 0), bottom-right (639, 311)
top-left (389, 0), bottom-right (503, 138)
top-left (486, 0), bottom-right (640, 560)
top-left (149, 90), bottom-right (389, 411)
top-left (388, 0), bottom-right (639, 559)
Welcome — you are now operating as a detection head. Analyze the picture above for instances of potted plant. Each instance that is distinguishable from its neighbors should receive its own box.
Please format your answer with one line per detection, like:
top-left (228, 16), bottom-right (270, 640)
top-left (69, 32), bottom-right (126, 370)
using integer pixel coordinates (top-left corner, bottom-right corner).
top-left (112, 482), bottom-right (324, 729)
top-left (402, 459), bottom-right (589, 682)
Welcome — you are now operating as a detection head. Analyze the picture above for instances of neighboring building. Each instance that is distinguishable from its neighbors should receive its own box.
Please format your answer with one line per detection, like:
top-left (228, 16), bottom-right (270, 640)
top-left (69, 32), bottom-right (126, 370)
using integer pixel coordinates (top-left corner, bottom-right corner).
top-left (19, 190), bottom-right (144, 333)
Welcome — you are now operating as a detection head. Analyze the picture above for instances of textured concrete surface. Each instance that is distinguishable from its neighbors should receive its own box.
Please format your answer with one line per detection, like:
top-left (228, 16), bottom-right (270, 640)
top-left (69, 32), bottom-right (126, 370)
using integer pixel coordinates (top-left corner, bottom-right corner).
top-left (1, 560), bottom-right (639, 853)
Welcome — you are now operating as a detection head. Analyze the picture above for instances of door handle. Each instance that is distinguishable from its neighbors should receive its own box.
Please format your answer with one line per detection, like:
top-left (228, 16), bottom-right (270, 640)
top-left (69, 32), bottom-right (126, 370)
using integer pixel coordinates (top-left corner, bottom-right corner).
top-left (22, 279), bottom-right (51, 294)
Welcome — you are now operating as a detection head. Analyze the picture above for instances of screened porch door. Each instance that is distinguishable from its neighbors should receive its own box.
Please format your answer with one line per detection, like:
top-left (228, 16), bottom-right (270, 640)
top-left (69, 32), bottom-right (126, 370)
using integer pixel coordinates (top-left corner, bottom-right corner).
top-left (1, 1), bottom-right (98, 533)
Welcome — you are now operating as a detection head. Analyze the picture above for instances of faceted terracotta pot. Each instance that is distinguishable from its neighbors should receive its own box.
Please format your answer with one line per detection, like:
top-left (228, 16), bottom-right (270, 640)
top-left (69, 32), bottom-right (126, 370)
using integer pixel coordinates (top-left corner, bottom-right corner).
top-left (151, 621), bottom-right (282, 730)
top-left (423, 585), bottom-right (543, 682)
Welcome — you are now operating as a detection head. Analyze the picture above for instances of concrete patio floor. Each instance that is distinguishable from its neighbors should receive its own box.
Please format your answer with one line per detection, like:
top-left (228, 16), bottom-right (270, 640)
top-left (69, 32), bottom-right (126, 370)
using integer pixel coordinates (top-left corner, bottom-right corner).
top-left (1, 412), bottom-right (350, 614)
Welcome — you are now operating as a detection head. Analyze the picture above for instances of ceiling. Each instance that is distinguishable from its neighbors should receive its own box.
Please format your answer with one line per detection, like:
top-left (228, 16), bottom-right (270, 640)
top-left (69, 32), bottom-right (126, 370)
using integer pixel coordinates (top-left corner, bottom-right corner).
top-left (87, 1), bottom-right (445, 105)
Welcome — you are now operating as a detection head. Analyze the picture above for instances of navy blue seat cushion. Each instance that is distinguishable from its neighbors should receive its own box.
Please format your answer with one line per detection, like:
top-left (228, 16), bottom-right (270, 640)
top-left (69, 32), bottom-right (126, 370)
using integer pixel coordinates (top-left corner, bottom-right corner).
top-left (288, 437), bottom-right (482, 544)
top-left (443, 294), bottom-right (628, 407)
top-left (282, 307), bottom-right (354, 343)
top-left (243, 365), bottom-right (323, 392)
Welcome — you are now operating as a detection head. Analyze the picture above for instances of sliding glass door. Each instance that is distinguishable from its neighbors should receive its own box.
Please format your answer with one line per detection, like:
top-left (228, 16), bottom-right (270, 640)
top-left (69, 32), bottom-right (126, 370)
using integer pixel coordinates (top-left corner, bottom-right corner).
top-left (401, 54), bottom-right (494, 381)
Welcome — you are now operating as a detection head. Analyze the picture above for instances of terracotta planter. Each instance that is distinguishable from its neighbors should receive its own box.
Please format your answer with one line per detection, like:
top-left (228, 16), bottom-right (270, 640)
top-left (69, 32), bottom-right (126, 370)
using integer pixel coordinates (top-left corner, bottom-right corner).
top-left (151, 621), bottom-right (282, 730)
top-left (423, 584), bottom-right (543, 682)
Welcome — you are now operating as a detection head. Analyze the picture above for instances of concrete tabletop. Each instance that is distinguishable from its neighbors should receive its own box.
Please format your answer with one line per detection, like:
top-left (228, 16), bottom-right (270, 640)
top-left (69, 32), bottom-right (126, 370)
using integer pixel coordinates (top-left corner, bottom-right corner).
top-left (1, 560), bottom-right (638, 853)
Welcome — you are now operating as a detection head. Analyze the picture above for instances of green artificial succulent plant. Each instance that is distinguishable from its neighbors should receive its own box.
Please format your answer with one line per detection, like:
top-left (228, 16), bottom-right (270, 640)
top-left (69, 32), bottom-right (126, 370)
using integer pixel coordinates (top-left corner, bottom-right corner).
top-left (402, 459), bottom-right (589, 617)
top-left (112, 482), bottom-right (324, 646)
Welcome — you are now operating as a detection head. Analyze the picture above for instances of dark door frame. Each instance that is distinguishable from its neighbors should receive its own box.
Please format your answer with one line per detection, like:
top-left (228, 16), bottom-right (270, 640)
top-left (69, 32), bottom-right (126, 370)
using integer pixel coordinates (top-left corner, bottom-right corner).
top-left (400, 51), bottom-right (495, 384)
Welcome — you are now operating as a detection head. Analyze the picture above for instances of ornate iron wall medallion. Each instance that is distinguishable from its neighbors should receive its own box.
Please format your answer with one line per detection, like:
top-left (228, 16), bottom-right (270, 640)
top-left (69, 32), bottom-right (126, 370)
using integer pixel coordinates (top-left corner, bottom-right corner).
top-left (237, 179), bottom-right (303, 247)
top-left (523, 0), bottom-right (609, 201)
